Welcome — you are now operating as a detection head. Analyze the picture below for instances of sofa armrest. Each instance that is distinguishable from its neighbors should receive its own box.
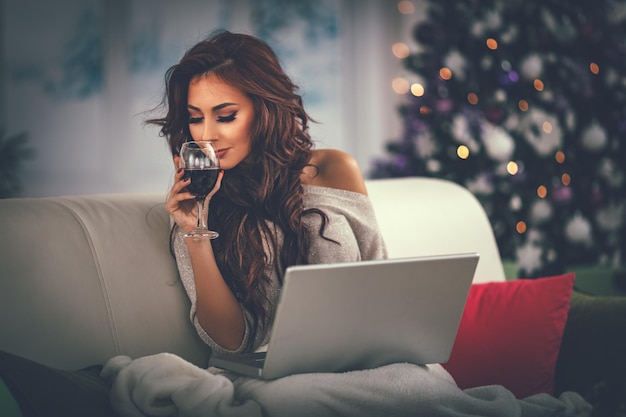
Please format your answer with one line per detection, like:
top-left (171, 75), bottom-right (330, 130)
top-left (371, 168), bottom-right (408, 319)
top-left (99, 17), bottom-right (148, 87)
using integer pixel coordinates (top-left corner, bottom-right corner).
top-left (555, 291), bottom-right (626, 410)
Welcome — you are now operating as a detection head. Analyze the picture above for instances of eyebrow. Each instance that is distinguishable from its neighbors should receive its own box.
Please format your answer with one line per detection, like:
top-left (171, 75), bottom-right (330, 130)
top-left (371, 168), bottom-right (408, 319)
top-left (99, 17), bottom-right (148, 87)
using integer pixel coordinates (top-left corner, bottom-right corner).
top-left (187, 102), bottom-right (237, 112)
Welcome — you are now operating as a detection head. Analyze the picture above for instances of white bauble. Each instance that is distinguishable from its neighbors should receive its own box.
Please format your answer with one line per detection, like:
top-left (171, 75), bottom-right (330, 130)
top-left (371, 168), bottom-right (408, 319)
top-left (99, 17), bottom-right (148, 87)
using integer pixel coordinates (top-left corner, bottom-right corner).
top-left (520, 54), bottom-right (543, 79)
top-left (426, 159), bottom-right (441, 173)
top-left (451, 115), bottom-right (480, 152)
top-left (415, 132), bottom-right (437, 158)
top-left (530, 199), bottom-right (553, 223)
top-left (516, 240), bottom-right (543, 274)
top-left (596, 202), bottom-right (625, 231)
top-left (518, 108), bottom-right (563, 156)
top-left (481, 122), bottom-right (515, 161)
top-left (581, 122), bottom-right (608, 151)
top-left (465, 173), bottom-right (494, 195)
top-left (510, 194), bottom-right (523, 211)
top-left (444, 50), bottom-right (466, 81)
top-left (564, 213), bottom-right (593, 245)
top-left (485, 9), bottom-right (502, 30)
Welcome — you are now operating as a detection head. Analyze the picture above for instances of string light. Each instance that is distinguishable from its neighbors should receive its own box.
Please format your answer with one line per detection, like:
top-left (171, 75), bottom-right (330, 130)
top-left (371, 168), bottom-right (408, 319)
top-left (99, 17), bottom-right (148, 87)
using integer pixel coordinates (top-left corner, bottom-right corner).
top-left (543, 121), bottom-right (553, 134)
top-left (562, 173), bottom-right (571, 186)
top-left (555, 151), bottom-right (565, 163)
top-left (467, 92), bottom-right (479, 104)
top-left (518, 99), bottom-right (529, 111)
top-left (439, 67), bottom-right (452, 80)
top-left (537, 185), bottom-right (548, 198)
top-left (397, 1), bottom-right (415, 14)
top-left (392, 42), bottom-right (410, 59)
top-left (534, 79), bottom-right (545, 91)
top-left (392, 77), bottom-right (410, 94)
top-left (411, 83), bottom-right (425, 96)
top-left (516, 221), bottom-right (527, 234)
top-left (590, 62), bottom-right (600, 75)
top-left (486, 38), bottom-right (498, 50)
top-left (457, 145), bottom-right (470, 159)
top-left (506, 161), bottom-right (519, 175)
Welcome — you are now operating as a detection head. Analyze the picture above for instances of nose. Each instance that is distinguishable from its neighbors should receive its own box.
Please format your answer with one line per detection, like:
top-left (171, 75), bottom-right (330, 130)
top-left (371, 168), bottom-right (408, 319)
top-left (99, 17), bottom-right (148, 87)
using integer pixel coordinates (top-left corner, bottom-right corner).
top-left (200, 121), bottom-right (217, 142)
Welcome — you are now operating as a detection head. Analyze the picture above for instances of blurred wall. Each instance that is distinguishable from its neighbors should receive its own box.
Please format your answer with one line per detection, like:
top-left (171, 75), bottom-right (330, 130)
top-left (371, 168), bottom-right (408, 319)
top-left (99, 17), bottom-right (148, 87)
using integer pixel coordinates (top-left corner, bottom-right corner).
top-left (1, 0), bottom-right (422, 197)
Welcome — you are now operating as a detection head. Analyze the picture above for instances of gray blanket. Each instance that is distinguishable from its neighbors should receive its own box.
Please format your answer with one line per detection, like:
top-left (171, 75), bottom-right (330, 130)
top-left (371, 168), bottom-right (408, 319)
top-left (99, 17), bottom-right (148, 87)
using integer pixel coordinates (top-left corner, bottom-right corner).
top-left (101, 353), bottom-right (592, 417)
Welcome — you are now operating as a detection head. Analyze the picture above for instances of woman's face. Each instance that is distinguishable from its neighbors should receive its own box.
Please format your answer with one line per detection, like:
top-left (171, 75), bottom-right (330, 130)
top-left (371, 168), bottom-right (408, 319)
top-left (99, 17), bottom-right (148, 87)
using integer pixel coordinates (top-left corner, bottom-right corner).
top-left (186, 73), bottom-right (254, 170)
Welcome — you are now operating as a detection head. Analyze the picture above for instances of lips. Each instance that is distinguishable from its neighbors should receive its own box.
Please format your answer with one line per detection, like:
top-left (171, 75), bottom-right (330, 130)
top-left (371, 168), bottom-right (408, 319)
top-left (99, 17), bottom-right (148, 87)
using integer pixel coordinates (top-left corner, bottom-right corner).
top-left (216, 148), bottom-right (229, 159)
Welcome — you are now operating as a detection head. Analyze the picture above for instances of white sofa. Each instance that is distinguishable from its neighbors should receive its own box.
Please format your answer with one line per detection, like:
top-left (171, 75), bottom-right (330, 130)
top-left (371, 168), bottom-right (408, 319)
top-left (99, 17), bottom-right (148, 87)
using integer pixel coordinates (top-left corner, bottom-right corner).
top-left (0, 177), bottom-right (504, 371)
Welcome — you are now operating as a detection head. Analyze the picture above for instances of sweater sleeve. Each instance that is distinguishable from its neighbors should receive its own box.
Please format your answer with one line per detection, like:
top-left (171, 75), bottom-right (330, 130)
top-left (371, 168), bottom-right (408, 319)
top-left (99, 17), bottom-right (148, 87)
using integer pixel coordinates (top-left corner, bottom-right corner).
top-left (171, 225), bottom-right (268, 356)
top-left (303, 185), bottom-right (388, 264)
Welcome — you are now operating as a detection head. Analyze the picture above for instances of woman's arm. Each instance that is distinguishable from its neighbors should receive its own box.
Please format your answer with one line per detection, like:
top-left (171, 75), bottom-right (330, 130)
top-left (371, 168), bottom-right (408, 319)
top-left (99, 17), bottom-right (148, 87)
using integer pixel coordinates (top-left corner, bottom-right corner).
top-left (184, 238), bottom-right (246, 351)
top-left (166, 161), bottom-right (245, 351)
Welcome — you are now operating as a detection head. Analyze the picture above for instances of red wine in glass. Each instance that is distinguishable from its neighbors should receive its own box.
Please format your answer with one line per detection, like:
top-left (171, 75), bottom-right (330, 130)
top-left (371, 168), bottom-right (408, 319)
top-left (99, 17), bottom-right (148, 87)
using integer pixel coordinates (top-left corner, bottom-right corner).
top-left (179, 140), bottom-right (220, 239)
top-left (183, 168), bottom-right (220, 201)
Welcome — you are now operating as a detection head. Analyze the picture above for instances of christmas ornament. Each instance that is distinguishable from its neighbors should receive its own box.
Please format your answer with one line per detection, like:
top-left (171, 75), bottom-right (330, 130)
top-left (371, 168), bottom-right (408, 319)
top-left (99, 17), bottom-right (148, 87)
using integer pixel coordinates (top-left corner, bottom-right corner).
top-left (564, 213), bottom-right (593, 246)
top-left (581, 122), bottom-right (608, 151)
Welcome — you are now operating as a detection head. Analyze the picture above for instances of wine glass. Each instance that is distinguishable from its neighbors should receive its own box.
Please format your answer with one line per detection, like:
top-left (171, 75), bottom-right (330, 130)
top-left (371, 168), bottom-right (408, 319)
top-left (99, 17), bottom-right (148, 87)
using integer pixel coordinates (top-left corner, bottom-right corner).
top-left (179, 140), bottom-right (220, 239)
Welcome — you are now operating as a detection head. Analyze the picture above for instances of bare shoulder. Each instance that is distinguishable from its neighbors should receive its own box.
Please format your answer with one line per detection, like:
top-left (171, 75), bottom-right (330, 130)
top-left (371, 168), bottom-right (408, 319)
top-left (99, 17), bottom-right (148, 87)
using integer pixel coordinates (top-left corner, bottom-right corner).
top-left (301, 149), bottom-right (368, 195)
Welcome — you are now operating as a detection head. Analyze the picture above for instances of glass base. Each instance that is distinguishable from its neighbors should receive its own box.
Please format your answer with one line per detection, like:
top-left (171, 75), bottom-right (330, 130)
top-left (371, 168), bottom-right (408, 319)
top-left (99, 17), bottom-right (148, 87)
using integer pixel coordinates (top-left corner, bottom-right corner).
top-left (183, 229), bottom-right (219, 240)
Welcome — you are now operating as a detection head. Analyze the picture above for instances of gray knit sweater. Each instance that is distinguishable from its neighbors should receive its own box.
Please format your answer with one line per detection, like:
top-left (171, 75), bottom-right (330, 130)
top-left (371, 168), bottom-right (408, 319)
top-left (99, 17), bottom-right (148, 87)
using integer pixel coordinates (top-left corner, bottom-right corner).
top-left (173, 185), bottom-right (388, 356)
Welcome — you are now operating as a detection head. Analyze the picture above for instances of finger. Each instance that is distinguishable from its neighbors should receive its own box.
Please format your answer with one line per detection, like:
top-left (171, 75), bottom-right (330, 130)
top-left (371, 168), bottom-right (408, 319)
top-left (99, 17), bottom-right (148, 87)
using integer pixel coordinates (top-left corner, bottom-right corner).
top-left (174, 167), bottom-right (186, 181)
top-left (207, 169), bottom-right (224, 198)
top-left (170, 174), bottom-right (190, 194)
top-left (165, 191), bottom-right (195, 214)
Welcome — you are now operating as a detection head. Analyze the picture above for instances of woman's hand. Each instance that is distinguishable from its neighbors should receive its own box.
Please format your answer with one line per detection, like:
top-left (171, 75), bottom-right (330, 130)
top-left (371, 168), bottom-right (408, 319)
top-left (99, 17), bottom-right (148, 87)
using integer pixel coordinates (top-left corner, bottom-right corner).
top-left (166, 155), bottom-right (224, 233)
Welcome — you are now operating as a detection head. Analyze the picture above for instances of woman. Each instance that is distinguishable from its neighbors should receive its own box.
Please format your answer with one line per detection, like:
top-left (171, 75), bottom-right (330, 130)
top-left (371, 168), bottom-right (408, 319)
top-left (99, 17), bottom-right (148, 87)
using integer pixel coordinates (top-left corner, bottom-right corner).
top-left (0, 30), bottom-right (592, 417)
top-left (110, 30), bottom-right (588, 417)
top-left (152, 30), bottom-right (387, 355)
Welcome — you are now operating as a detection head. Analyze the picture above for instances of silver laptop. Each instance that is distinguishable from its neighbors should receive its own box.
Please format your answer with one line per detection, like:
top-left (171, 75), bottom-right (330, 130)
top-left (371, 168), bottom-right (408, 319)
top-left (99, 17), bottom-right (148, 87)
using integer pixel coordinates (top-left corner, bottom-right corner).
top-left (209, 252), bottom-right (479, 379)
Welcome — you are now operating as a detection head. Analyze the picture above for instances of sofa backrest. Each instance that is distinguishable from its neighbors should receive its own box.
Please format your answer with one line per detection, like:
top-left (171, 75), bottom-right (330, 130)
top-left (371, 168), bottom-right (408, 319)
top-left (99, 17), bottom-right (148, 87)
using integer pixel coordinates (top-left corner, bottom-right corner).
top-left (0, 177), bottom-right (504, 370)
top-left (367, 177), bottom-right (505, 282)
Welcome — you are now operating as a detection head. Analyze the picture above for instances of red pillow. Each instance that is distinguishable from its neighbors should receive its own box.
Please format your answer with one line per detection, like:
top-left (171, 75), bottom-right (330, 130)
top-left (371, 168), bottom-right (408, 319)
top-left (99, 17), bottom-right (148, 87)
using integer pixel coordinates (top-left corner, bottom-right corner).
top-left (442, 273), bottom-right (575, 398)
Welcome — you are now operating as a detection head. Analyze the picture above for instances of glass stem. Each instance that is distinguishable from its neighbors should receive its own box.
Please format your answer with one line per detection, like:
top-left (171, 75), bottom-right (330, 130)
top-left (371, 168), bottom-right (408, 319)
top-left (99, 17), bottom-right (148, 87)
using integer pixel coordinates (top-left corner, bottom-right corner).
top-left (196, 198), bottom-right (208, 230)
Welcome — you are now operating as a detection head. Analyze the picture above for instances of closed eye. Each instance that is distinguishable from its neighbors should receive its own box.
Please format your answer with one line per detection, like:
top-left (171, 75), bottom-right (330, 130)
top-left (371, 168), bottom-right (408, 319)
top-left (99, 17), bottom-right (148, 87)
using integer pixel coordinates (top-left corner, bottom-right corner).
top-left (188, 116), bottom-right (203, 124)
top-left (217, 111), bottom-right (237, 123)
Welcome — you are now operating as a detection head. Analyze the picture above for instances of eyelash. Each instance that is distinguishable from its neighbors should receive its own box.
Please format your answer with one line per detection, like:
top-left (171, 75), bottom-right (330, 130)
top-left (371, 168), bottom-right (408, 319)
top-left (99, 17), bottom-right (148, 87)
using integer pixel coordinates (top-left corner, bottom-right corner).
top-left (217, 111), bottom-right (237, 122)
top-left (188, 111), bottom-right (237, 125)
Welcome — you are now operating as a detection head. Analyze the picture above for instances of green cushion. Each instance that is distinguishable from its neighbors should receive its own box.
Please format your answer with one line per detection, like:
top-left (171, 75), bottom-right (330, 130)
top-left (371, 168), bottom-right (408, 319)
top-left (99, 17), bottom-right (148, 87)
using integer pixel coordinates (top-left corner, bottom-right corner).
top-left (555, 291), bottom-right (626, 413)
top-left (0, 376), bottom-right (23, 417)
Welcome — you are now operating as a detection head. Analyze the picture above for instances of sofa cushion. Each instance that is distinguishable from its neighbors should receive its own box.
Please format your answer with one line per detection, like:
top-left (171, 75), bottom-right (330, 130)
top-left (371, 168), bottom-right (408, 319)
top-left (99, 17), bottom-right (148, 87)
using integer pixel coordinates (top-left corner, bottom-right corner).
top-left (442, 273), bottom-right (575, 398)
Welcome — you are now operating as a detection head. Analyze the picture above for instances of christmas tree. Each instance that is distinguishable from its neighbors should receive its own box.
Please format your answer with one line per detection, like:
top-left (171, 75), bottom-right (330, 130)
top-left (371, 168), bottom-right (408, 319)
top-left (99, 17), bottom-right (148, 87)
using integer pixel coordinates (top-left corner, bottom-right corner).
top-left (372, 0), bottom-right (626, 278)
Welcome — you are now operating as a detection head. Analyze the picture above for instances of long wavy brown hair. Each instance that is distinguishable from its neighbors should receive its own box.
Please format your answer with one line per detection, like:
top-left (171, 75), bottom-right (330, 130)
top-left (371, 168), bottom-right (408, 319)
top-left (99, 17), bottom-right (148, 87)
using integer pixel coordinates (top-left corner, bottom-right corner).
top-left (147, 30), bottom-right (332, 347)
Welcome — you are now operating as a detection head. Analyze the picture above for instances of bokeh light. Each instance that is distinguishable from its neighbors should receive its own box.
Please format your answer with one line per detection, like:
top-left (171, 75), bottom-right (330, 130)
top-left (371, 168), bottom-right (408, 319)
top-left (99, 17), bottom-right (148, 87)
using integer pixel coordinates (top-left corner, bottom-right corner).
top-left (392, 77), bottom-right (410, 94)
top-left (467, 92), bottom-right (479, 104)
top-left (411, 83), bottom-right (425, 96)
top-left (537, 185), bottom-right (548, 198)
top-left (506, 161), bottom-right (519, 175)
top-left (439, 67), bottom-right (452, 80)
top-left (555, 151), bottom-right (565, 163)
top-left (397, 0), bottom-right (415, 14)
top-left (518, 99), bottom-right (529, 111)
top-left (562, 173), bottom-right (571, 186)
top-left (457, 145), bottom-right (470, 159)
top-left (392, 42), bottom-right (410, 59)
